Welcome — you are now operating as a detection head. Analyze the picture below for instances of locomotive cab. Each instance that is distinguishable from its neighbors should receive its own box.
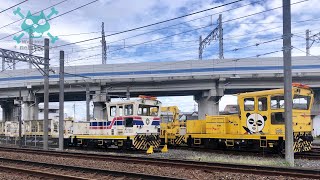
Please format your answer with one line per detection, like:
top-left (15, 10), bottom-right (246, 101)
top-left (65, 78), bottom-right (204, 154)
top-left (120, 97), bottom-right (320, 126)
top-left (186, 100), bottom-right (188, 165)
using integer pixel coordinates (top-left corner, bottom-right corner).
top-left (71, 96), bottom-right (162, 150)
top-left (238, 83), bottom-right (313, 152)
top-left (105, 96), bottom-right (162, 136)
top-left (184, 84), bottom-right (314, 153)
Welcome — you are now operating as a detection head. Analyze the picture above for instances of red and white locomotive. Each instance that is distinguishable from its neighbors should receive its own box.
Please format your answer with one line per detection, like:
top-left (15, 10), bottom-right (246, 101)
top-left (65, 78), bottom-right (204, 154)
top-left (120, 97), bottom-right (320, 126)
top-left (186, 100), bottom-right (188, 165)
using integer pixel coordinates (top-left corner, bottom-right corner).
top-left (70, 96), bottom-right (162, 150)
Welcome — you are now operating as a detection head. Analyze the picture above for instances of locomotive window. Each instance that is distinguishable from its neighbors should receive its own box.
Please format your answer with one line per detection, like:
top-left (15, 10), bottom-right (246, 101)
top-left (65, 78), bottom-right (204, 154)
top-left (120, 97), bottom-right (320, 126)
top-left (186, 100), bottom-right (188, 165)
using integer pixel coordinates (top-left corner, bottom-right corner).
top-left (119, 106), bottom-right (123, 116)
top-left (110, 106), bottom-right (116, 117)
top-left (244, 98), bottom-right (255, 111)
top-left (293, 95), bottom-right (310, 110)
top-left (124, 104), bottom-right (133, 115)
top-left (271, 96), bottom-right (285, 109)
top-left (138, 104), bottom-right (159, 116)
top-left (258, 97), bottom-right (267, 111)
top-left (271, 112), bottom-right (285, 124)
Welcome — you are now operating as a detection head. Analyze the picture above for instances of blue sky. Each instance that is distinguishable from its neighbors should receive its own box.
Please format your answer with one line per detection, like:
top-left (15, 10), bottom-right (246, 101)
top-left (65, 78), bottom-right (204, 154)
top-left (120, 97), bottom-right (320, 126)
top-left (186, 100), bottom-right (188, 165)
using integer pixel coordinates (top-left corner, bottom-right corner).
top-left (0, 0), bottom-right (320, 119)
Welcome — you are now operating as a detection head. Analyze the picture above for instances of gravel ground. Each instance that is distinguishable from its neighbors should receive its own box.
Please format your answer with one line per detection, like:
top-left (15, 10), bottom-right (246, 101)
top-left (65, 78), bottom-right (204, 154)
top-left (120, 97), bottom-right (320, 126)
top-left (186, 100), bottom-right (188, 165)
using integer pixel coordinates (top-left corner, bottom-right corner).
top-left (0, 150), bottom-right (315, 180)
top-left (65, 148), bottom-right (320, 169)
top-left (313, 139), bottom-right (320, 145)
top-left (0, 171), bottom-right (41, 180)
top-left (0, 160), bottom-right (131, 180)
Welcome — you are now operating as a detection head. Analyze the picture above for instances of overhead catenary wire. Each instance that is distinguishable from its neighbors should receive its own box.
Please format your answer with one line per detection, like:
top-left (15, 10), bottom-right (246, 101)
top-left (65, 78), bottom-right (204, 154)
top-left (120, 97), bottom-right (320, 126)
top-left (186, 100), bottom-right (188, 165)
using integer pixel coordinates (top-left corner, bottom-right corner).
top-left (64, 28), bottom-right (301, 66)
top-left (62, 39), bottom-right (199, 57)
top-left (42, 0), bottom-right (296, 56)
top-left (0, 0), bottom-right (69, 31)
top-left (292, 46), bottom-right (320, 58)
top-left (82, 43), bottom-right (199, 63)
top-left (0, 0), bottom-right (28, 15)
top-left (58, 17), bottom-right (313, 58)
top-left (53, 0), bottom-right (308, 49)
top-left (0, 0), bottom-right (98, 41)
top-left (56, 29), bottom-right (307, 70)
top-left (0, 0), bottom-right (262, 45)
top-left (53, 0), bottom-right (245, 48)
top-left (226, 37), bottom-right (283, 53)
top-left (66, 32), bottom-right (286, 64)
top-left (65, 24), bottom-right (211, 63)
top-left (224, 16), bottom-right (319, 41)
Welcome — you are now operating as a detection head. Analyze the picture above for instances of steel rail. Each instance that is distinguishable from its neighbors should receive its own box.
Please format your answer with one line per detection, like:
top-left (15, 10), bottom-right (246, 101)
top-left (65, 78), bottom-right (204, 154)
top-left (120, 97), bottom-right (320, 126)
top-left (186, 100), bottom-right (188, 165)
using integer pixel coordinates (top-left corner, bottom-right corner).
top-left (0, 157), bottom-right (180, 180)
top-left (0, 146), bottom-right (319, 179)
top-left (0, 163), bottom-right (88, 180)
top-left (295, 151), bottom-right (320, 160)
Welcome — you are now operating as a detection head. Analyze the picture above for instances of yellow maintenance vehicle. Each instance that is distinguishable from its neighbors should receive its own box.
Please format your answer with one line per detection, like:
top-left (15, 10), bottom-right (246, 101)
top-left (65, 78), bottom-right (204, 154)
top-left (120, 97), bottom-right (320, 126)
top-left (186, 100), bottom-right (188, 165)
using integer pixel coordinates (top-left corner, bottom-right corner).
top-left (159, 106), bottom-right (186, 147)
top-left (162, 84), bottom-right (314, 153)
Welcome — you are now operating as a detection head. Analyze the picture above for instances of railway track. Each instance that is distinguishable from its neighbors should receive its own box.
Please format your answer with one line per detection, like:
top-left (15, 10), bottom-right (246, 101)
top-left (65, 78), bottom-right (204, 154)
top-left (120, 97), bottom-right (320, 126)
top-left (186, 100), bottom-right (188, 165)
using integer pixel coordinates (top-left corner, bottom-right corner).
top-left (0, 146), bottom-right (319, 179)
top-left (296, 150), bottom-right (320, 160)
top-left (0, 156), bottom-right (178, 180)
top-left (177, 145), bottom-right (320, 161)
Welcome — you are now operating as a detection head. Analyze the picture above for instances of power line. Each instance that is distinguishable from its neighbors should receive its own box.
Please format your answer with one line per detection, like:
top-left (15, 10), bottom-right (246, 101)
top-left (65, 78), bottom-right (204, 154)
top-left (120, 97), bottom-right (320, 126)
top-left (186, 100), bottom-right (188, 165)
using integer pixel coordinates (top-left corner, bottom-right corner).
top-left (55, 0), bottom-right (307, 49)
top-left (0, 0), bottom-right (28, 15)
top-left (64, 32), bottom-right (289, 65)
top-left (54, 0), bottom-right (245, 48)
top-left (292, 46), bottom-right (320, 58)
top-left (100, 25), bottom-right (211, 54)
top-left (106, 44), bottom-right (199, 62)
top-left (66, 34), bottom-right (282, 65)
top-left (101, 1), bottom-right (261, 45)
top-left (223, 0), bottom-right (308, 23)
top-left (0, 0), bottom-right (260, 44)
top-left (63, 24), bottom-right (209, 60)
top-left (45, 0), bottom-right (264, 56)
top-left (143, 49), bottom-right (284, 72)
top-left (59, 14), bottom-right (314, 57)
top-left (225, 37), bottom-right (283, 53)
top-left (49, 0), bottom-right (98, 21)
top-left (0, 0), bottom-right (69, 31)
top-left (0, 0), bottom-right (98, 41)
top-left (63, 39), bottom-right (199, 57)
top-left (224, 16), bottom-right (317, 41)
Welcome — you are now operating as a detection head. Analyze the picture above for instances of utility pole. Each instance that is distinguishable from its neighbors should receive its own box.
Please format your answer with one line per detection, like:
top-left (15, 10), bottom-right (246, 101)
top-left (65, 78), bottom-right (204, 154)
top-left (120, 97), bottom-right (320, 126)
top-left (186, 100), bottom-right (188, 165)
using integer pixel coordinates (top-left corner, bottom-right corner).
top-left (2, 57), bottom-right (4, 71)
top-left (12, 59), bottom-right (15, 70)
top-left (43, 38), bottom-right (50, 150)
top-left (73, 103), bottom-right (76, 120)
top-left (306, 29), bottom-right (310, 56)
top-left (283, 0), bottom-right (294, 167)
top-left (28, 29), bottom-right (33, 69)
top-left (218, 14), bottom-right (224, 59)
top-left (126, 86), bottom-right (130, 100)
top-left (199, 36), bottom-right (202, 60)
top-left (18, 88), bottom-right (22, 147)
top-left (86, 83), bottom-right (90, 121)
top-left (101, 22), bottom-right (107, 64)
top-left (59, 50), bottom-right (64, 151)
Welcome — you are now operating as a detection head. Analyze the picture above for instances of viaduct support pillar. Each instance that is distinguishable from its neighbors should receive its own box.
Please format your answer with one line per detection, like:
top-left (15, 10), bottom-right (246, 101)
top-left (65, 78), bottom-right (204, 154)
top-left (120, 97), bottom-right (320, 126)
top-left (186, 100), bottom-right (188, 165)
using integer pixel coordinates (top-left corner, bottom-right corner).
top-left (23, 91), bottom-right (39, 121)
top-left (93, 87), bottom-right (107, 121)
top-left (1, 101), bottom-right (16, 121)
top-left (195, 88), bottom-right (224, 120)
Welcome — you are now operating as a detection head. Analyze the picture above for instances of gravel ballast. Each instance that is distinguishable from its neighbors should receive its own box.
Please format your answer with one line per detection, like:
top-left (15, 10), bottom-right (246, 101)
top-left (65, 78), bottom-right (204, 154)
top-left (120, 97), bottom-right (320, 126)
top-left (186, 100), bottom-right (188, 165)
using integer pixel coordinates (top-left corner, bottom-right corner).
top-left (0, 149), bottom-right (316, 180)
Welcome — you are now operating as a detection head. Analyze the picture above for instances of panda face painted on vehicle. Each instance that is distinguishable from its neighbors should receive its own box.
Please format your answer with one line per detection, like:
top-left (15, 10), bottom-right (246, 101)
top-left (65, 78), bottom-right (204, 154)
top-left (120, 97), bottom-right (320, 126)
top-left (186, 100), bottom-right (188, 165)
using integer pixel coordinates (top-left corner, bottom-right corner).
top-left (246, 113), bottom-right (267, 133)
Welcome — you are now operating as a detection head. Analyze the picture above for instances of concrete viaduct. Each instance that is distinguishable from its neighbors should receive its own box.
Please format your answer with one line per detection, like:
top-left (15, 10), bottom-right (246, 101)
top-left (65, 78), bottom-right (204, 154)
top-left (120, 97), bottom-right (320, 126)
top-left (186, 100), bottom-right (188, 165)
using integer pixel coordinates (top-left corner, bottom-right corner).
top-left (0, 56), bottom-right (320, 121)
